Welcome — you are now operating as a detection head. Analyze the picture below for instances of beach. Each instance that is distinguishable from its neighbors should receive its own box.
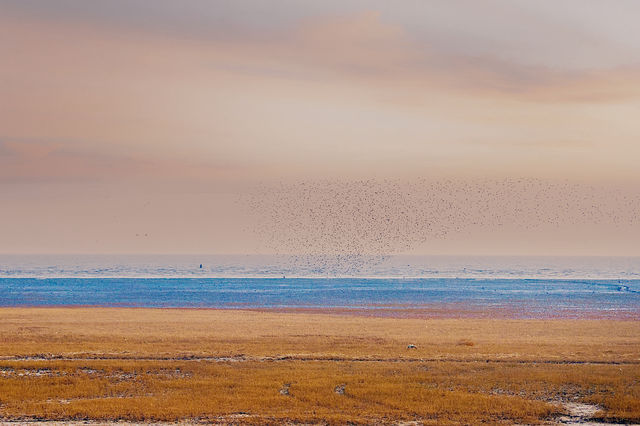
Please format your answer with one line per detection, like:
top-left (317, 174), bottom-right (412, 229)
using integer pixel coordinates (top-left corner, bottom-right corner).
top-left (1, 307), bottom-right (638, 424)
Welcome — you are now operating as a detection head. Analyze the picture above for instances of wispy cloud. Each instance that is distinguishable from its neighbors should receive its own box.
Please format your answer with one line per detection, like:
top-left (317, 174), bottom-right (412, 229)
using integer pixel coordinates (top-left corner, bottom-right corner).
top-left (141, 9), bottom-right (638, 105)
top-left (0, 139), bottom-right (246, 183)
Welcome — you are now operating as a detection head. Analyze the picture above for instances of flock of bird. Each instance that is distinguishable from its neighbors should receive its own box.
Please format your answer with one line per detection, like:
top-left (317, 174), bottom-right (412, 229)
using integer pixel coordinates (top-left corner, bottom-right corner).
top-left (245, 178), bottom-right (640, 275)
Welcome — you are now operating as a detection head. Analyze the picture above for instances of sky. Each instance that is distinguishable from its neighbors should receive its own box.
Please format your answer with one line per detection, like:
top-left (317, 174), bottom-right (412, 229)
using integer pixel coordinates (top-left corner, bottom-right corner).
top-left (1, 0), bottom-right (640, 255)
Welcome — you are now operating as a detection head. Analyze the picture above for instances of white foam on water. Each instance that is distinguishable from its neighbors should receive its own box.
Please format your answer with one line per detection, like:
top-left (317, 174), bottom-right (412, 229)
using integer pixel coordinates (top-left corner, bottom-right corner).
top-left (0, 254), bottom-right (639, 280)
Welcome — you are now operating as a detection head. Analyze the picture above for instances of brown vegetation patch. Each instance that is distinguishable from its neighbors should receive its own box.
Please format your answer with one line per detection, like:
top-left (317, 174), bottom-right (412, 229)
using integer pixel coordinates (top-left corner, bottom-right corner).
top-left (0, 308), bottom-right (638, 424)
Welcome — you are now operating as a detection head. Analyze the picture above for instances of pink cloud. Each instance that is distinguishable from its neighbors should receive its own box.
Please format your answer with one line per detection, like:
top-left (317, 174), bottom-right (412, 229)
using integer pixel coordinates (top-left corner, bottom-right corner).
top-left (0, 140), bottom-right (246, 183)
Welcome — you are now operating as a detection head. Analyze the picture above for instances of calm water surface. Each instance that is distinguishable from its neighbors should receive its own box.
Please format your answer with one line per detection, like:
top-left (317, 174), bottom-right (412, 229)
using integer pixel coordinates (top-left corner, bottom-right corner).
top-left (0, 255), bottom-right (638, 318)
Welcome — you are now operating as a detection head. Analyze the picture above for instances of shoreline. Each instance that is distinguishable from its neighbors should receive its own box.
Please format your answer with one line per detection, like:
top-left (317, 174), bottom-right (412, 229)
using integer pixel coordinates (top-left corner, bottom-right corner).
top-left (0, 305), bottom-right (638, 320)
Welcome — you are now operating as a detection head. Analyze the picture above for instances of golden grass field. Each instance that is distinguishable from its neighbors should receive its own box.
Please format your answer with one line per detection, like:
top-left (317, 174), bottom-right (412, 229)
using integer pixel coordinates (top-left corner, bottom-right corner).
top-left (0, 308), bottom-right (639, 424)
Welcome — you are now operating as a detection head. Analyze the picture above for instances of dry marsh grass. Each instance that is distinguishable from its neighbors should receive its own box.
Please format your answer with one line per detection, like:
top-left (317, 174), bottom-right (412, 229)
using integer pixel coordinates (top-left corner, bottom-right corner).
top-left (0, 359), bottom-right (559, 424)
top-left (0, 308), bottom-right (639, 424)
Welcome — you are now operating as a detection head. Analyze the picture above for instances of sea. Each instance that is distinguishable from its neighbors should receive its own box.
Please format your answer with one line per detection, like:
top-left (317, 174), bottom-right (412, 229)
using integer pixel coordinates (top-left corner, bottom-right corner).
top-left (0, 255), bottom-right (639, 319)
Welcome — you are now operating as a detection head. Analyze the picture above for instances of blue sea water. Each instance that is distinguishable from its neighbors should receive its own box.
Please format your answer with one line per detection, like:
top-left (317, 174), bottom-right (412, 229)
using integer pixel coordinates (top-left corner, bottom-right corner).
top-left (0, 255), bottom-right (639, 318)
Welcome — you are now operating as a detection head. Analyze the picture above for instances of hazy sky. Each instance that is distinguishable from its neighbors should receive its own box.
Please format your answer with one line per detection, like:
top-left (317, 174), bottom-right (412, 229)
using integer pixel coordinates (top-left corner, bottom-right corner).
top-left (1, 1), bottom-right (640, 255)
